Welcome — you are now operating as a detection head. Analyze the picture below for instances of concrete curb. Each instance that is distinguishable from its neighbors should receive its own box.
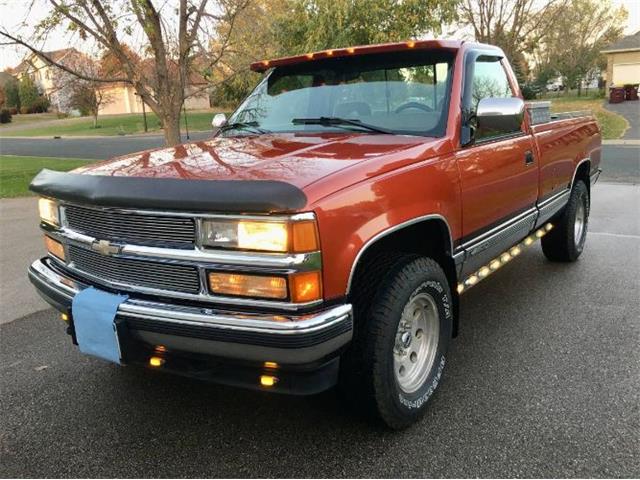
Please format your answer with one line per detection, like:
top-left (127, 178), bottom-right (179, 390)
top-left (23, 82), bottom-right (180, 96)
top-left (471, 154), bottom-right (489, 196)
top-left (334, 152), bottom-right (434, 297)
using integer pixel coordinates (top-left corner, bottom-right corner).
top-left (602, 139), bottom-right (640, 145)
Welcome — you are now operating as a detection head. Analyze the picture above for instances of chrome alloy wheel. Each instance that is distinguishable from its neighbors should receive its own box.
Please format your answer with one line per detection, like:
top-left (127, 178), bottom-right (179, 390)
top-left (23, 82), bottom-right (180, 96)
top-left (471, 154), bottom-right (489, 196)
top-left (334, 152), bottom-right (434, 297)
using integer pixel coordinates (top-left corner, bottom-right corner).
top-left (574, 199), bottom-right (587, 246)
top-left (393, 292), bottom-right (440, 393)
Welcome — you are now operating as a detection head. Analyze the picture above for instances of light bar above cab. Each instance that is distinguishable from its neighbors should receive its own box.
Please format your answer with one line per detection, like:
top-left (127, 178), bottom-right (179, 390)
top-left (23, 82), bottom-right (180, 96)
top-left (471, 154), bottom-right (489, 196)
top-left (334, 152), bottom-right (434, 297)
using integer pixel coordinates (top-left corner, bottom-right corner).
top-left (250, 39), bottom-right (462, 72)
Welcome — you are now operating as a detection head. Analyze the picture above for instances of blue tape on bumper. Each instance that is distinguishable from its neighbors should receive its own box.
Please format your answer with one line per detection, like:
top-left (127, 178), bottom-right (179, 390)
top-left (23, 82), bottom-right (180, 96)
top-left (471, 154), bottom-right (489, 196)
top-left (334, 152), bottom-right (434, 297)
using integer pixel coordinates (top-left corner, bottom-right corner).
top-left (72, 287), bottom-right (129, 364)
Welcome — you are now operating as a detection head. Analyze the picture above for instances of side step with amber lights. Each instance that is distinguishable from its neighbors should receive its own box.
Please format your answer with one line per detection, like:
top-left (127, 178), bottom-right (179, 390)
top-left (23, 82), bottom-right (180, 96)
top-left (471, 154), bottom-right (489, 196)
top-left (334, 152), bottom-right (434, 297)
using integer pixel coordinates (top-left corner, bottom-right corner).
top-left (457, 223), bottom-right (553, 294)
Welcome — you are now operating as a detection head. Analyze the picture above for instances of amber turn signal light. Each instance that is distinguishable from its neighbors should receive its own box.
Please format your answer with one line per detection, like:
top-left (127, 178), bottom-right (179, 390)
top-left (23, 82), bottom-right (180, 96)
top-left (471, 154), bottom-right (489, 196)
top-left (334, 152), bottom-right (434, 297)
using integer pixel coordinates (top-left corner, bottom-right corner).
top-left (208, 272), bottom-right (288, 299)
top-left (289, 271), bottom-right (322, 303)
top-left (291, 220), bottom-right (319, 252)
top-left (44, 236), bottom-right (65, 261)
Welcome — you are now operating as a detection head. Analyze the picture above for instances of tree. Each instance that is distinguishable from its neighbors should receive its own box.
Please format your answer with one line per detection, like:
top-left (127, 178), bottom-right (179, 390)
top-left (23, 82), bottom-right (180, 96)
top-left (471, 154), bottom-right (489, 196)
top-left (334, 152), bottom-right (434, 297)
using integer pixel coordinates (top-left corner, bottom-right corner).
top-left (272, 0), bottom-right (459, 55)
top-left (0, 87), bottom-right (5, 108)
top-left (56, 54), bottom-right (114, 125)
top-left (458, 0), bottom-right (568, 82)
top-left (1, 0), bottom-right (251, 146)
top-left (541, 0), bottom-right (627, 93)
top-left (18, 74), bottom-right (40, 111)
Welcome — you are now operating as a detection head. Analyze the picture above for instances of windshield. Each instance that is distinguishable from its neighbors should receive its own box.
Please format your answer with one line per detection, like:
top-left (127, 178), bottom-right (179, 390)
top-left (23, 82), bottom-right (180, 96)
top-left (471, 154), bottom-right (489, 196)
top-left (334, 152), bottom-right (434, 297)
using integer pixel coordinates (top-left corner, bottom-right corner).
top-left (227, 51), bottom-right (454, 137)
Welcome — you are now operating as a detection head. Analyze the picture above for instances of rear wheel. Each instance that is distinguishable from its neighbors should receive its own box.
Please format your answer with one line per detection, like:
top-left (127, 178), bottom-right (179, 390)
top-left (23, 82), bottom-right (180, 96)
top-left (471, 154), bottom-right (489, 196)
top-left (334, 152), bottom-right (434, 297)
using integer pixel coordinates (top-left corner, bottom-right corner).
top-left (542, 180), bottom-right (589, 262)
top-left (340, 255), bottom-right (452, 429)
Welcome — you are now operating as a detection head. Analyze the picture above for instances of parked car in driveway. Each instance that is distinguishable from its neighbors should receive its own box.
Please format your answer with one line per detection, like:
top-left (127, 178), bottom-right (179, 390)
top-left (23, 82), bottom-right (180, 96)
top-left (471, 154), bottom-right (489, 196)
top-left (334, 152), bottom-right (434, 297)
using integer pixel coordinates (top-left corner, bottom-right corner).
top-left (28, 39), bottom-right (601, 429)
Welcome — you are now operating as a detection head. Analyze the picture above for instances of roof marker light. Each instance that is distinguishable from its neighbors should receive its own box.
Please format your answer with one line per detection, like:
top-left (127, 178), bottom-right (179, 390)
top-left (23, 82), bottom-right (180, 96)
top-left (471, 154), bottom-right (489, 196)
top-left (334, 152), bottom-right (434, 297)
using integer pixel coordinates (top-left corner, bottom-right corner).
top-left (346, 47), bottom-right (355, 54)
top-left (306, 53), bottom-right (314, 59)
top-left (407, 41), bottom-right (416, 48)
top-left (326, 50), bottom-right (334, 56)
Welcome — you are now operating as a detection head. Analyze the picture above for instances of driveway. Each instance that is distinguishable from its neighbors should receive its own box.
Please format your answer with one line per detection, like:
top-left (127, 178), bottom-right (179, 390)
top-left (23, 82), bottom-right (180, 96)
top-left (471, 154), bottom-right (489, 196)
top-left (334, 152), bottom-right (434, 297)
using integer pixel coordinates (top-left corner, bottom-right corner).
top-left (1, 182), bottom-right (638, 477)
top-left (604, 100), bottom-right (640, 140)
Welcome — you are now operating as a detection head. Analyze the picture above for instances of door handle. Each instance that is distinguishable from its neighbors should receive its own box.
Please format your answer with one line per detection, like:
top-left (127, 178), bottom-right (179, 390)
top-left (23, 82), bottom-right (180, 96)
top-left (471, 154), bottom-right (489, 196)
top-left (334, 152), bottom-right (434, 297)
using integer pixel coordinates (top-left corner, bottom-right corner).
top-left (525, 151), bottom-right (534, 166)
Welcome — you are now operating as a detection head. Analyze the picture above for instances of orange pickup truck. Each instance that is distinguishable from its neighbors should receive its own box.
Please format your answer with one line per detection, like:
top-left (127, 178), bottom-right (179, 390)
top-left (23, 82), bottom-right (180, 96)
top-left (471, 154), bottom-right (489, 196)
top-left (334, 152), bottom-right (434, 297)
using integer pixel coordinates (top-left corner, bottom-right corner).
top-left (29, 39), bottom-right (601, 429)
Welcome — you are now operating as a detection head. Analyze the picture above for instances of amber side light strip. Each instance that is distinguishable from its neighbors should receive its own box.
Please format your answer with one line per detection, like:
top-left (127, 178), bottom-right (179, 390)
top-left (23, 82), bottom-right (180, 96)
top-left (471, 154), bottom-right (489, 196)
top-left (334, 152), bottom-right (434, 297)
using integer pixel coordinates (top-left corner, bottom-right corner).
top-left (457, 223), bottom-right (553, 295)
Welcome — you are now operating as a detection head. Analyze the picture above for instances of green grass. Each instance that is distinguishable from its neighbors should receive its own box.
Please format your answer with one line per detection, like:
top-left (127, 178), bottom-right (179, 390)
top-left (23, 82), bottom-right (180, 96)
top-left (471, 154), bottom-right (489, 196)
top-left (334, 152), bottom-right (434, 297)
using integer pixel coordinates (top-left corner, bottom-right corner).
top-left (541, 93), bottom-right (628, 140)
top-left (0, 110), bottom-right (230, 137)
top-left (0, 155), bottom-right (92, 198)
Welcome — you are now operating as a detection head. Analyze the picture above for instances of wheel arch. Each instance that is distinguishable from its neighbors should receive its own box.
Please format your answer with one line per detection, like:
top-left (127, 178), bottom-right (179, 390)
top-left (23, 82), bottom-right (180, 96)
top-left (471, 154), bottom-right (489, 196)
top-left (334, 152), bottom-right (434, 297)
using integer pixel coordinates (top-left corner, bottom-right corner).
top-left (346, 215), bottom-right (460, 336)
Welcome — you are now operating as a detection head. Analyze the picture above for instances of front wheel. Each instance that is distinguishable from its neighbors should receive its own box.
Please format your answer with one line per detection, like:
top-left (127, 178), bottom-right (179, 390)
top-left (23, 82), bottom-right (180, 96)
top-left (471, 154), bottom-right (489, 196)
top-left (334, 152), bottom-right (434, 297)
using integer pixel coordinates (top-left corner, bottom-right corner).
top-left (340, 256), bottom-right (453, 429)
top-left (541, 180), bottom-right (590, 262)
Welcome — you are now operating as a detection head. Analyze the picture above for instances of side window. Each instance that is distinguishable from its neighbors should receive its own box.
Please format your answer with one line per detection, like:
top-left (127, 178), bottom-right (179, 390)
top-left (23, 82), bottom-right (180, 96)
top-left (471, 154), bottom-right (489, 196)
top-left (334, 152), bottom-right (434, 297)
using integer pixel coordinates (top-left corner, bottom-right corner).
top-left (472, 57), bottom-right (513, 109)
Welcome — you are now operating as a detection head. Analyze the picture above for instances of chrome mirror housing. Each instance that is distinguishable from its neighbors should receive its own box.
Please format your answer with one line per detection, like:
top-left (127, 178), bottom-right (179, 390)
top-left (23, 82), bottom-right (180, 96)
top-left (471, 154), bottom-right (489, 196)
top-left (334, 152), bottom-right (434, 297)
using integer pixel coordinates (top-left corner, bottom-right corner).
top-left (476, 97), bottom-right (525, 139)
top-left (212, 113), bottom-right (227, 128)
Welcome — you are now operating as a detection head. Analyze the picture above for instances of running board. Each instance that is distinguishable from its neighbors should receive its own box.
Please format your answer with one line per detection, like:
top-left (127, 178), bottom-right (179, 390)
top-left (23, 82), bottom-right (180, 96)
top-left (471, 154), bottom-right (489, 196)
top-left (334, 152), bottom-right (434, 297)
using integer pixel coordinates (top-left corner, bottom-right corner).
top-left (457, 223), bottom-right (554, 294)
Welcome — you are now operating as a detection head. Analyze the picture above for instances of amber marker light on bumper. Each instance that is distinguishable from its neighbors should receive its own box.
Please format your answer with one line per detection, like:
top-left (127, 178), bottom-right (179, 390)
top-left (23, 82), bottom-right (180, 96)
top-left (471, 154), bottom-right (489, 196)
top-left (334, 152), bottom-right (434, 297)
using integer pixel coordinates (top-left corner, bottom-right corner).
top-left (44, 236), bottom-right (65, 261)
top-left (457, 224), bottom-right (554, 294)
top-left (208, 272), bottom-right (288, 299)
top-left (290, 271), bottom-right (322, 303)
top-left (260, 375), bottom-right (278, 387)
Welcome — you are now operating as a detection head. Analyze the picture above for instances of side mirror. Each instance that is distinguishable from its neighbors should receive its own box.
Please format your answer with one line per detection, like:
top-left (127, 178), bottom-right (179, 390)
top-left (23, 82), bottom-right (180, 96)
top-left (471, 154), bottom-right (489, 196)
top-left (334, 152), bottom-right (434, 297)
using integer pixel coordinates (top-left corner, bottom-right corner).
top-left (476, 97), bottom-right (525, 139)
top-left (212, 113), bottom-right (227, 128)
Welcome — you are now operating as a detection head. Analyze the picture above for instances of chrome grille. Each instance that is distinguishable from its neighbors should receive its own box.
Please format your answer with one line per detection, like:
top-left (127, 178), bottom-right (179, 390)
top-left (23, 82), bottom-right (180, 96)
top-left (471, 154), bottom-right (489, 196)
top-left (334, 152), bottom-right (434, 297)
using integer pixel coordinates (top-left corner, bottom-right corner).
top-left (64, 205), bottom-right (196, 247)
top-left (68, 245), bottom-right (201, 294)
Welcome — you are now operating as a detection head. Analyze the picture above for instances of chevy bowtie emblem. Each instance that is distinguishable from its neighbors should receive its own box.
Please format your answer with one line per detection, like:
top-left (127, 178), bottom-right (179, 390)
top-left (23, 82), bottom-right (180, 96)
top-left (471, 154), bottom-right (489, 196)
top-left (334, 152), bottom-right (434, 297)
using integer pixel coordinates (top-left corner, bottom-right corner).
top-left (91, 239), bottom-right (123, 256)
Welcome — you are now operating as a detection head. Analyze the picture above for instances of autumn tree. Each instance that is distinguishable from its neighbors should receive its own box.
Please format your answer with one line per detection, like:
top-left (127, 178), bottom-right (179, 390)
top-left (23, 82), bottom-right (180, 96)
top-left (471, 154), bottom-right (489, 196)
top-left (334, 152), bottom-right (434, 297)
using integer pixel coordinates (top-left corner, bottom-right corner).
top-left (272, 0), bottom-right (459, 55)
top-left (1, 0), bottom-right (250, 146)
top-left (539, 0), bottom-right (627, 93)
top-left (458, 0), bottom-right (568, 82)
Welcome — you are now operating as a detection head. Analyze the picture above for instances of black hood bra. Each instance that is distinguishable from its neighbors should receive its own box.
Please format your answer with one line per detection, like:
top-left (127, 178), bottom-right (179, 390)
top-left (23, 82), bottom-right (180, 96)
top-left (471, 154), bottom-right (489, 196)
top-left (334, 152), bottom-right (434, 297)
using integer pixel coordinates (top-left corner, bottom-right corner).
top-left (30, 169), bottom-right (308, 213)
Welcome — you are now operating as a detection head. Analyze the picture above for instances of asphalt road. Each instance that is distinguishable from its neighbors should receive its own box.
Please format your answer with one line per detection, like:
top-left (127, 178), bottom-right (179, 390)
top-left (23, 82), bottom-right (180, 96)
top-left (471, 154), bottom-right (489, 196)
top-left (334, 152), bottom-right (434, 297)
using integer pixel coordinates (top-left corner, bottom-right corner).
top-left (1, 182), bottom-right (638, 478)
top-left (0, 136), bottom-right (638, 183)
top-left (0, 131), bottom-right (213, 159)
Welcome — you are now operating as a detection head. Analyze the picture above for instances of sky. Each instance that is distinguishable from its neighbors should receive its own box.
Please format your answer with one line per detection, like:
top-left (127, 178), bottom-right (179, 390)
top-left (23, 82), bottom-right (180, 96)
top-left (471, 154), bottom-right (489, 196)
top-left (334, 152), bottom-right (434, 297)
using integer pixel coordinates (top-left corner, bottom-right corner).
top-left (0, 0), bottom-right (639, 71)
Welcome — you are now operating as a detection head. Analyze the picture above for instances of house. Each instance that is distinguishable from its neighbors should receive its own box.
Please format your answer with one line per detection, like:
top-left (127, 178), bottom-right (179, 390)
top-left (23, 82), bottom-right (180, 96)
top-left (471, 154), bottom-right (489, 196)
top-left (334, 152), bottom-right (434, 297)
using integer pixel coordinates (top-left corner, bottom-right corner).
top-left (98, 62), bottom-right (210, 115)
top-left (601, 31), bottom-right (640, 87)
top-left (12, 48), bottom-right (87, 111)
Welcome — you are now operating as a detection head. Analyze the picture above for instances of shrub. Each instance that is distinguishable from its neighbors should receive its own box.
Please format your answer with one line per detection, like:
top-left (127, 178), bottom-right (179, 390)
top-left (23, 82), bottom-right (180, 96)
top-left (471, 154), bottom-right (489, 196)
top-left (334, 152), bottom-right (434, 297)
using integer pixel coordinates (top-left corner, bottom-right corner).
top-left (8, 107), bottom-right (18, 115)
top-left (31, 96), bottom-right (50, 113)
top-left (20, 106), bottom-right (29, 114)
top-left (0, 108), bottom-right (12, 123)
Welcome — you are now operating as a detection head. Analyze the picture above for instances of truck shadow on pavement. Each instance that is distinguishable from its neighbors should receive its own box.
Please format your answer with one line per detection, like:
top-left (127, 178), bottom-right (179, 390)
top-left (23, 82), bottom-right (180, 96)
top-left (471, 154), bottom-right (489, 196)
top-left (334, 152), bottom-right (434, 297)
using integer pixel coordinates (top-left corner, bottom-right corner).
top-left (2, 245), bottom-right (638, 477)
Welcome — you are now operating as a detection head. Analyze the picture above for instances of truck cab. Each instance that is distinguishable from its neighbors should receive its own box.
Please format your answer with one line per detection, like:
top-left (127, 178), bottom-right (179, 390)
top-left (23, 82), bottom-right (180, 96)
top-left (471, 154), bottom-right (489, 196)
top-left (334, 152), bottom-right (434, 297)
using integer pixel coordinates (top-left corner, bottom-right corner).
top-left (28, 40), bottom-right (601, 429)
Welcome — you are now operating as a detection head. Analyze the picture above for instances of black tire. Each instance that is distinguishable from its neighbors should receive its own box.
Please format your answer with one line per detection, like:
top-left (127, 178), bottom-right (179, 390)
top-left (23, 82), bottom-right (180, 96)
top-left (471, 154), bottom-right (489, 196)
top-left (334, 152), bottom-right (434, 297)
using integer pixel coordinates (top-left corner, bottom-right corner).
top-left (340, 255), bottom-right (453, 429)
top-left (541, 180), bottom-right (590, 262)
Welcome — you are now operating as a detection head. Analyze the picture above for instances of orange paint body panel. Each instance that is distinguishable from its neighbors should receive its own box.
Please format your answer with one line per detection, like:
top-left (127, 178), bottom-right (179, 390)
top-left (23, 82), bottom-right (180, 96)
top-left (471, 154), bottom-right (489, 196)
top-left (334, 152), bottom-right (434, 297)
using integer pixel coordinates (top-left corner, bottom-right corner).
top-left (71, 41), bottom-right (602, 303)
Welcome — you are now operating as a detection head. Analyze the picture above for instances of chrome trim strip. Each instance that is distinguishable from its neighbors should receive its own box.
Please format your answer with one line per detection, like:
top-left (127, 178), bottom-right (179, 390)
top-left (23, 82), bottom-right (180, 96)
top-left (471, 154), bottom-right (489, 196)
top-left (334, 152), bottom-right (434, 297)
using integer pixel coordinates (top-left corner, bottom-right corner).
top-left (59, 201), bottom-right (316, 222)
top-left (465, 210), bottom-right (537, 257)
top-left (570, 157), bottom-right (591, 190)
top-left (49, 254), bottom-right (321, 310)
top-left (538, 189), bottom-right (570, 208)
top-left (30, 258), bottom-right (350, 334)
top-left (51, 227), bottom-right (322, 271)
top-left (461, 207), bottom-right (537, 250)
top-left (345, 213), bottom-right (453, 294)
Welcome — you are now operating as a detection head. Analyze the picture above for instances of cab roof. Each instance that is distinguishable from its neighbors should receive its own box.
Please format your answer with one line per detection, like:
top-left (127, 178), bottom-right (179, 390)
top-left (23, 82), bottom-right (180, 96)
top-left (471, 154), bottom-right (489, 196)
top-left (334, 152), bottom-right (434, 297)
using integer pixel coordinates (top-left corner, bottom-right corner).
top-left (249, 39), bottom-right (465, 73)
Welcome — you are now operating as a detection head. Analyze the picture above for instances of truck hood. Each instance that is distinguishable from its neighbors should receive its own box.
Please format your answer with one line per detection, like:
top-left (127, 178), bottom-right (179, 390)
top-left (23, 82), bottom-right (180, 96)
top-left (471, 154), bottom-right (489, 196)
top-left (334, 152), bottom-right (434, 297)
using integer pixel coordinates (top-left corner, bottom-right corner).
top-left (73, 133), bottom-right (435, 190)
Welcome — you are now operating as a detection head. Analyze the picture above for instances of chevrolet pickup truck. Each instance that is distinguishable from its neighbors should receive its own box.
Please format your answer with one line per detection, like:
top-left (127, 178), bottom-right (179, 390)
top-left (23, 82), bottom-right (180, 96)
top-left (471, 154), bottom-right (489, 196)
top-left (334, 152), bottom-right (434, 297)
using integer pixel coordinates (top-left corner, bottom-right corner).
top-left (28, 39), bottom-right (601, 429)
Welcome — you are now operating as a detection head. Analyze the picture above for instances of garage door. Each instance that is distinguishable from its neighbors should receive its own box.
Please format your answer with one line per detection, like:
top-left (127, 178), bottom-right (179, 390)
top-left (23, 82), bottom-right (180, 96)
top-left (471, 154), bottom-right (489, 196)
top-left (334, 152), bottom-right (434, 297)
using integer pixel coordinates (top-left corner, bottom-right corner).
top-left (612, 63), bottom-right (640, 85)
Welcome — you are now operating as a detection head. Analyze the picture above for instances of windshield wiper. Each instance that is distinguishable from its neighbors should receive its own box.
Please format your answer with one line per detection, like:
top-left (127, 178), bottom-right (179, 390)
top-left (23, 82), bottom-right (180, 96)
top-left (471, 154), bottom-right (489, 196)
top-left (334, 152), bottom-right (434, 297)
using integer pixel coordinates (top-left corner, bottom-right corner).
top-left (291, 117), bottom-right (393, 134)
top-left (218, 121), bottom-right (271, 135)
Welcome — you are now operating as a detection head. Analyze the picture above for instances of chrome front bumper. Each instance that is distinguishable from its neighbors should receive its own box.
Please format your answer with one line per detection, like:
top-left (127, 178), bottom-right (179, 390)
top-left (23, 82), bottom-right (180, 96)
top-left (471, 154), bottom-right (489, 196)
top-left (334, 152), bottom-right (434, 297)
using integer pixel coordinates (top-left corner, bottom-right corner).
top-left (28, 258), bottom-right (353, 365)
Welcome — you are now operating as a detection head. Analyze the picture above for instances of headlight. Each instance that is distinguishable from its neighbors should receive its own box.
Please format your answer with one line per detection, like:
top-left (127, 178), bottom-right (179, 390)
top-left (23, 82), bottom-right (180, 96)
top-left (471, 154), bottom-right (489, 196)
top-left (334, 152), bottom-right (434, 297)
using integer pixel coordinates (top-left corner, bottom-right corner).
top-left (200, 216), bottom-right (319, 253)
top-left (38, 198), bottom-right (60, 226)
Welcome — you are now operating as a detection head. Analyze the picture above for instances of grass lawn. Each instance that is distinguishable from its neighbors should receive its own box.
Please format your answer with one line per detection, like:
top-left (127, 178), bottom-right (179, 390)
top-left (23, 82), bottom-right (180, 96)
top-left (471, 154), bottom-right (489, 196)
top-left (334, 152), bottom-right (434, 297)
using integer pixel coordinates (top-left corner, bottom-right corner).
top-left (0, 109), bottom-right (230, 138)
top-left (0, 155), bottom-right (92, 198)
top-left (542, 94), bottom-right (628, 140)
